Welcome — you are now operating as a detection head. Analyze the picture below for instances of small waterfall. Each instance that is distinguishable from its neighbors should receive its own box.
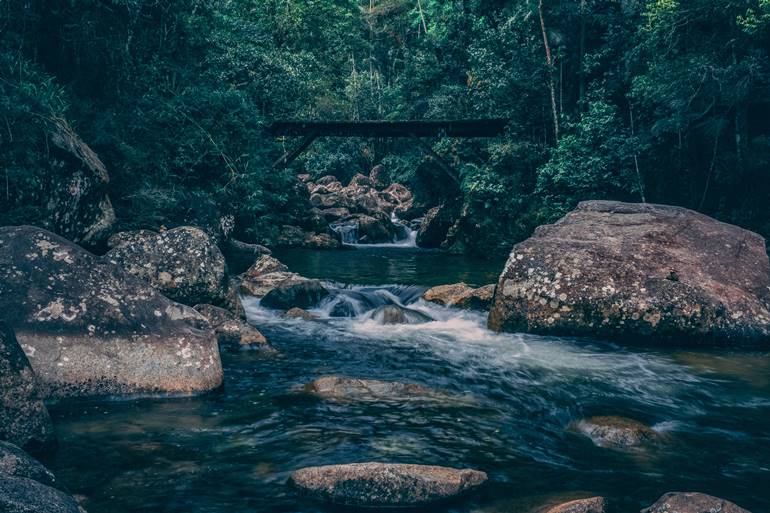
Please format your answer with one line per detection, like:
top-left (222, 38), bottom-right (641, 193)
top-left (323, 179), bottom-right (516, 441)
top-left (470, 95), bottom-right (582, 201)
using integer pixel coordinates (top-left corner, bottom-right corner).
top-left (388, 212), bottom-right (418, 247)
top-left (330, 213), bottom-right (417, 248)
top-left (331, 221), bottom-right (359, 244)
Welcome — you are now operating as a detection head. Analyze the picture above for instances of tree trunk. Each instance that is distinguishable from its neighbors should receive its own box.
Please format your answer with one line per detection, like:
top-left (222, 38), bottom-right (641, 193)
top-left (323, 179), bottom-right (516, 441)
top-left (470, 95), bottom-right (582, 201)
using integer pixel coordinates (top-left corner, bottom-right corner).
top-left (538, 0), bottom-right (559, 142)
top-left (578, 0), bottom-right (587, 108)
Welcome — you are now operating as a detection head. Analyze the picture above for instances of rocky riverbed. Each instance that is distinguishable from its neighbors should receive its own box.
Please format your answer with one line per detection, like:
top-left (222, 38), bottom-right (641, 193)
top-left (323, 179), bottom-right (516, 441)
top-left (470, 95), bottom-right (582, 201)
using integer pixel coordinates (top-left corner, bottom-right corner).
top-left (1, 202), bottom-right (767, 513)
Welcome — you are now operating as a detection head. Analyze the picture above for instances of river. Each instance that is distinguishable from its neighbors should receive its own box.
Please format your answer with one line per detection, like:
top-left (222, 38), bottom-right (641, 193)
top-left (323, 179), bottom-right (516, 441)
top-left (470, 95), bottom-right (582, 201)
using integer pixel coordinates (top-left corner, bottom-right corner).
top-left (45, 247), bottom-right (770, 512)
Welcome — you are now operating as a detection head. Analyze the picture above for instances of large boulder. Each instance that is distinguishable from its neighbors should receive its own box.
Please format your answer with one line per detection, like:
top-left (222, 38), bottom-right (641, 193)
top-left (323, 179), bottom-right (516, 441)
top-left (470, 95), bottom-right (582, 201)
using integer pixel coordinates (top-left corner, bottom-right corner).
top-left (416, 204), bottom-right (457, 248)
top-left (289, 463), bottom-right (487, 507)
top-left (106, 226), bottom-right (227, 306)
top-left (261, 278), bottom-right (330, 310)
top-left (422, 283), bottom-right (495, 310)
top-left (0, 226), bottom-right (223, 399)
top-left (0, 323), bottom-right (55, 453)
top-left (488, 201), bottom-right (770, 346)
top-left (45, 119), bottom-right (116, 247)
top-left (0, 441), bottom-right (60, 490)
top-left (642, 492), bottom-right (751, 513)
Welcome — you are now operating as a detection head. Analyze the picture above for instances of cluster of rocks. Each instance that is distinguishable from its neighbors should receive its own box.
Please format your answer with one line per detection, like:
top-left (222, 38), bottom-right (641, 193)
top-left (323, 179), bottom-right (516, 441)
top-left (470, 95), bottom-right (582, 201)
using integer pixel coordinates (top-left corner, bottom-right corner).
top-left (294, 167), bottom-right (419, 245)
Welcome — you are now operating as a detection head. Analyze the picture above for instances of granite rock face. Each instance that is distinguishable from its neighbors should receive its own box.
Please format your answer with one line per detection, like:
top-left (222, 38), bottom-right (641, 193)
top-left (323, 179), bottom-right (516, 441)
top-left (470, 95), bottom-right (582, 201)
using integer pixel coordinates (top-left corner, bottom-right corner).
top-left (106, 226), bottom-right (228, 306)
top-left (289, 462), bottom-right (487, 507)
top-left (0, 323), bottom-right (55, 453)
top-left (489, 201), bottom-right (770, 346)
top-left (0, 226), bottom-right (223, 399)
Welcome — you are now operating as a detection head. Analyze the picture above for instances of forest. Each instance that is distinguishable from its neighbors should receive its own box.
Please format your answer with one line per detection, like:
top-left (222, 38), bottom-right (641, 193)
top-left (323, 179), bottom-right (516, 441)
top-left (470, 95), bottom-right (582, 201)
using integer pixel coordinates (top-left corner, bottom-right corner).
top-left (3, 0), bottom-right (770, 255)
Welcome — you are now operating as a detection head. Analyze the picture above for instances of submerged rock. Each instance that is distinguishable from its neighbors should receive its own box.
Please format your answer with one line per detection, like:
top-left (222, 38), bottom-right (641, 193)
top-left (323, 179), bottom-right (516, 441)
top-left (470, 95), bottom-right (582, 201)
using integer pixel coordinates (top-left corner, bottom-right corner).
top-left (423, 283), bottom-right (495, 310)
top-left (300, 376), bottom-right (445, 402)
top-left (0, 226), bottom-right (223, 399)
top-left (572, 416), bottom-right (659, 448)
top-left (370, 305), bottom-right (433, 325)
top-left (289, 462), bottom-right (487, 507)
top-left (193, 304), bottom-right (272, 352)
top-left (488, 201), bottom-right (770, 346)
top-left (0, 323), bottom-right (55, 453)
top-left (642, 492), bottom-right (751, 513)
top-left (106, 226), bottom-right (227, 306)
top-left (282, 308), bottom-right (316, 321)
top-left (544, 496), bottom-right (606, 513)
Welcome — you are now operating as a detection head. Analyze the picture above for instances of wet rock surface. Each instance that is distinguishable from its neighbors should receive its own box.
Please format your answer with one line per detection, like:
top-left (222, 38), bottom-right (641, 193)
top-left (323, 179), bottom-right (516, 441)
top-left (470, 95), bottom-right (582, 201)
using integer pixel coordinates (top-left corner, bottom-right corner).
top-left (416, 203), bottom-right (457, 248)
top-left (0, 323), bottom-right (55, 453)
top-left (281, 308), bottom-right (316, 320)
top-left (369, 304), bottom-right (433, 324)
top-left (261, 278), bottom-right (330, 310)
top-left (0, 441), bottom-right (60, 491)
top-left (0, 476), bottom-right (83, 513)
top-left (543, 496), bottom-right (606, 513)
top-left (289, 462), bottom-right (487, 507)
top-left (193, 304), bottom-right (272, 352)
top-left (423, 283), bottom-right (495, 310)
top-left (0, 226), bottom-right (223, 399)
top-left (642, 492), bottom-right (751, 513)
top-left (300, 376), bottom-right (445, 402)
top-left (106, 226), bottom-right (227, 306)
top-left (489, 201), bottom-right (770, 346)
top-left (572, 416), bottom-right (659, 448)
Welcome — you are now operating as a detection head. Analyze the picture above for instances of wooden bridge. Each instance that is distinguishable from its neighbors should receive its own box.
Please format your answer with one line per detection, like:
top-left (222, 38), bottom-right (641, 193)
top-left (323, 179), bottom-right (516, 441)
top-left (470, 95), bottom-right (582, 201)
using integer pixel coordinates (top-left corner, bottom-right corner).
top-left (268, 119), bottom-right (509, 183)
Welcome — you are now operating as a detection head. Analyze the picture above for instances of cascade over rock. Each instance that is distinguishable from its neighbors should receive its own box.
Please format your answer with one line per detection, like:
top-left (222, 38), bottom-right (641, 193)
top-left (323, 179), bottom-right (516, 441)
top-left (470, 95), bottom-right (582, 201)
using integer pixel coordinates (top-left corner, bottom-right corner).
top-left (488, 201), bottom-right (770, 346)
top-left (0, 226), bottom-right (223, 399)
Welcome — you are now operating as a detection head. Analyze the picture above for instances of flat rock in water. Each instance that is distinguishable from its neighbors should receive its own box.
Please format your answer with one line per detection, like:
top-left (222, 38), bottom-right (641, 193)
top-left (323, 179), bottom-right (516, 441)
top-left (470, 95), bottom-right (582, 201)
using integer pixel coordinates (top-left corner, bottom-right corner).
top-left (370, 304), bottom-right (433, 325)
top-left (573, 416), bottom-right (659, 448)
top-left (544, 496), bottom-right (606, 513)
top-left (193, 304), bottom-right (272, 352)
top-left (488, 201), bottom-right (770, 346)
top-left (0, 323), bottom-right (55, 453)
top-left (0, 226), bottom-right (222, 399)
top-left (106, 226), bottom-right (227, 306)
top-left (282, 308), bottom-right (316, 320)
top-left (300, 376), bottom-right (446, 402)
top-left (261, 278), bottom-right (330, 310)
top-left (289, 462), bottom-right (487, 507)
top-left (642, 492), bottom-right (751, 513)
top-left (423, 283), bottom-right (496, 310)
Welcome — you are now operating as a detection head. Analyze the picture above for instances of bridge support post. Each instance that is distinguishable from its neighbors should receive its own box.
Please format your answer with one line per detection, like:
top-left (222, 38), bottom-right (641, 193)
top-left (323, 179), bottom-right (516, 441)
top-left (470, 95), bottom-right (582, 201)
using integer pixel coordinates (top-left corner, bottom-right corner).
top-left (273, 131), bottom-right (319, 169)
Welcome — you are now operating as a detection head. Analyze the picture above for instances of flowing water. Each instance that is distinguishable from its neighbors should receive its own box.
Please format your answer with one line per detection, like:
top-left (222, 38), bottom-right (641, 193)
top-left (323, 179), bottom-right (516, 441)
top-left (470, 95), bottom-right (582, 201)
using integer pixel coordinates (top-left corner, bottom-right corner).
top-left (45, 248), bottom-right (770, 513)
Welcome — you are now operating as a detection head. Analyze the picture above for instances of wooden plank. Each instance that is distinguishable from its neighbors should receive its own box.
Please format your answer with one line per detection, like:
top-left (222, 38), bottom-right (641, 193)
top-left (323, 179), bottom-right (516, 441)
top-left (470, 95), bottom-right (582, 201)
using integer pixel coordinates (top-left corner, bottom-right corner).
top-left (272, 131), bottom-right (319, 168)
top-left (268, 119), bottom-right (508, 138)
top-left (409, 134), bottom-right (460, 185)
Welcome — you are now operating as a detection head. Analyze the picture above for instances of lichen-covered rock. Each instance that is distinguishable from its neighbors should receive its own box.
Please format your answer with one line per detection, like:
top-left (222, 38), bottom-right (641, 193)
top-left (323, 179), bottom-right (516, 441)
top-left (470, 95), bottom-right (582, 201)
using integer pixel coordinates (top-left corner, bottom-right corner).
top-left (0, 323), bottom-right (55, 453)
top-left (572, 416), bottom-right (659, 448)
top-left (106, 226), bottom-right (227, 306)
top-left (544, 497), bottom-right (606, 513)
top-left (0, 226), bottom-right (223, 399)
top-left (0, 442), bottom-right (60, 490)
top-left (193, 304), bottom-right (272, 352)
top-left (300, 376), bottom-right (445, 402)
top-left (642, 492), bottom-right (751, 513)
top-left (289, 462), bottom-right (487, 507)
top-left (0, 476), bottom-right (82, 513)
top-left (223, 238), bottom-right (272, 273)
top-left (106, 229), bottom-right (157, 249)
top-left (244, 255), bottom-right (289, 279)
top-left (422, 283), bottom-right (495, 310)
top-left (45, 119), bottom-right (116, 247)
top-left (489, 201), bottom-right (770, 346)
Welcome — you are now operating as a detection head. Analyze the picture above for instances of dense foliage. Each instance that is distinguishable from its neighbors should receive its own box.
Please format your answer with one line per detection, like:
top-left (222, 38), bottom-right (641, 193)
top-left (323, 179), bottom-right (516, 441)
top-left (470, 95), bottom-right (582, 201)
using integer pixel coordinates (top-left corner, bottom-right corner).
top-left (2, 0), bottom-right (770, 254)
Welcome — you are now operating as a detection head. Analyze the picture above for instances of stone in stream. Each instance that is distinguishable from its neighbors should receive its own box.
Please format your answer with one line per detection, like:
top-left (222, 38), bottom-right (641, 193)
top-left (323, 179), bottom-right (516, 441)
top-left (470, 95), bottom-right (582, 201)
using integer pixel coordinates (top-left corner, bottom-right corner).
top-left (0, 441), bottom-right (60, 491)
top-left (370, 305), bottom-right (433, 325)
top-left (0, 476), bottom-right (83, 513)
top-left (193, 304), bottom-right (273, 352)
top-left (0, 226), bottom-right (223, 399)
top-left (282, 308), bottom-right (317, 321)
top-left (543, 496), bottom-right (606, 513)
top-left (423, 283), bottom-right (496, 310)
top-left (416, 203), bottom-right (457, 248)
top-left (261, 278), bottom-right (330, 310)
top-left (300, 376), bottom-right (447, 402)
top-left (289, 462), bottom-right (487, 507)
top-left (488, 201), bottom-right (770, 346)
top-left (641, 492), bottom-right (751, 513)
top-left (0, 323), bottom-right (55, 453)
top-left (572, 416), bottom-right (659, 448)
top-left (106, 226), bottom-right (228, 306)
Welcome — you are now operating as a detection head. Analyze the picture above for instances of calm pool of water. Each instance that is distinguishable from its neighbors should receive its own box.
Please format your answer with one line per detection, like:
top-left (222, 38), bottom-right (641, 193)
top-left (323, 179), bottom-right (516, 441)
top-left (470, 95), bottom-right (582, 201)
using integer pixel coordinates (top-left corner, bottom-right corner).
top-left (43, 248), bottom-right (770, 513)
